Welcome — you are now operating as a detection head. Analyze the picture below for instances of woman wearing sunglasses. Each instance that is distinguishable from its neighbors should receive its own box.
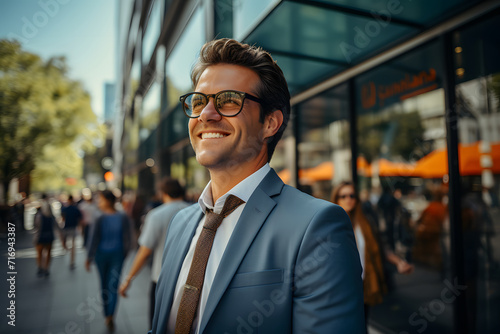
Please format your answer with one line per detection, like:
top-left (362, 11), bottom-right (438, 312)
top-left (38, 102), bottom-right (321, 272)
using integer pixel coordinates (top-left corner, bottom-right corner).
top-left (331, 181), bottom-right (413, 326)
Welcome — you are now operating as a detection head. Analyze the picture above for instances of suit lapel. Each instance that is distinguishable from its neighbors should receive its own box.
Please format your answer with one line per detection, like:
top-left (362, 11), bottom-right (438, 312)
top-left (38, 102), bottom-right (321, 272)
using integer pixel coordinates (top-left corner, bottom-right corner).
top-left (161, 208), bottom-right (202, 313)
top-left (199, 170), bottom-right (284, 332)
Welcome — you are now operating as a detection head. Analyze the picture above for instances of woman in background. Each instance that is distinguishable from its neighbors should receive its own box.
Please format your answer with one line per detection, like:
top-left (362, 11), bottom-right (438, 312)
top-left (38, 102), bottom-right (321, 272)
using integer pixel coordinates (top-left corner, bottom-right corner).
top-left (86, 190), bottom-right (133, 332)
top-left (33, 193), bottom-right (60, 277)
top-left (331, 181), bottom-right (413, 325)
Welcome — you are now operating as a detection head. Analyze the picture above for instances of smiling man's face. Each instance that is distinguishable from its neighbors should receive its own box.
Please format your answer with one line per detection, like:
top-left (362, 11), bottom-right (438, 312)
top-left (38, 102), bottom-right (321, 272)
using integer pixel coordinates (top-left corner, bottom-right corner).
top-left (188, 63), bottom-right (269, 172)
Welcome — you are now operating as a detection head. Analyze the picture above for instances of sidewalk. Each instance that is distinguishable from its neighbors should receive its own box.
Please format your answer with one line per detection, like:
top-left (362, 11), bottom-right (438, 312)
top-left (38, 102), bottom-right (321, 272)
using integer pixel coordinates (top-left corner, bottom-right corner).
top-left (0, 229), bottom-right (151, 334)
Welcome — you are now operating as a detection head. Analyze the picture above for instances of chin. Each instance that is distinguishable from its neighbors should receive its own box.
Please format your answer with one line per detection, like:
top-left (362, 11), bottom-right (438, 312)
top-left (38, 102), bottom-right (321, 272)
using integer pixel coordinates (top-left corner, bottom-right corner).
top-left (196, 152), bottom-right (243, 171)
top-left (195, 153), bottom-right (222, 169)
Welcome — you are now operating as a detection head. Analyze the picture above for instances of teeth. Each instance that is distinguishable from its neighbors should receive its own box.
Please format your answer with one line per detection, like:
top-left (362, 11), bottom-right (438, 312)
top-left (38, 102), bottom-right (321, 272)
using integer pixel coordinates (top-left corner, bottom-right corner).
top-left (201, 132), bottom-right (226, 139)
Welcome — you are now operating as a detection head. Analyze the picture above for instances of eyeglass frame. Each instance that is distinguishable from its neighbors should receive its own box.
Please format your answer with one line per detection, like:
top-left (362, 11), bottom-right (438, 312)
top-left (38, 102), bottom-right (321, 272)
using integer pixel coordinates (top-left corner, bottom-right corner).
top-left (179, 90), bottom-right (266, 118)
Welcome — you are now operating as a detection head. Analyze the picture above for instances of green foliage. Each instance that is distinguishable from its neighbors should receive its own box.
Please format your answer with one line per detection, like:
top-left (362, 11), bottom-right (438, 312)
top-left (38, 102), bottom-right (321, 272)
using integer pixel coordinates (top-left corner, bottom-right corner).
top-left (0, 39), bottom-right (104, 198)
top-left (30, 144), bottom-right (85, 192)
top-left (357, 109), bottom-right (424, 162)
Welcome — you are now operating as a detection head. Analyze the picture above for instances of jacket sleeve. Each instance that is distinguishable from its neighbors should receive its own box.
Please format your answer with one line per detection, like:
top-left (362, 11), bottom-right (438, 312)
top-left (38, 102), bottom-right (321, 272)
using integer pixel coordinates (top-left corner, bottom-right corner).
top-left (292, 204), bottom-right (366, 333)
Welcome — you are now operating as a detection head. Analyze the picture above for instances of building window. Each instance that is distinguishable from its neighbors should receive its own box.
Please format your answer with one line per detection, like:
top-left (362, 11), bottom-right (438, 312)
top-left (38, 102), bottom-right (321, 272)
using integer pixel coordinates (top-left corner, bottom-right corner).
top-left (142, 0), bottom-right (162, 65)
top-left (355, 39), bottom-right (454, 333)
top-left (454, 13), bottom-right (500, 333)
top-left (140, 82), bottom-right (161, 142)
top-left (296, 83), bottom-right (350, 199)
top-left (165, 4), bottom-right (205, 114)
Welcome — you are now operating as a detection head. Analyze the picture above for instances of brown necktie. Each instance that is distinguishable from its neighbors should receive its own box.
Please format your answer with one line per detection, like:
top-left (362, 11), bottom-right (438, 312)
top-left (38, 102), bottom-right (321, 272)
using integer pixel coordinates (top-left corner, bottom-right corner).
top-left (175, 194), bottom-right (245, 334)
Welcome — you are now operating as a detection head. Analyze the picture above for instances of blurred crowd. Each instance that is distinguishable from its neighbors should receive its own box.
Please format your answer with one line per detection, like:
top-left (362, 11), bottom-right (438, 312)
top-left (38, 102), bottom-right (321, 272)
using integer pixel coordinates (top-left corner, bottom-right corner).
top-left (0, 178), bottom-right (192, 332)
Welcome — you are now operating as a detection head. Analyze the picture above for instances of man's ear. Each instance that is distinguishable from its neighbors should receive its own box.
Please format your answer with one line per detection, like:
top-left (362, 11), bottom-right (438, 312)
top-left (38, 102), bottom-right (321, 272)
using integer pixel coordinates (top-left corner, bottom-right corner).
top-left (263, 109), bottom-right (284, 140)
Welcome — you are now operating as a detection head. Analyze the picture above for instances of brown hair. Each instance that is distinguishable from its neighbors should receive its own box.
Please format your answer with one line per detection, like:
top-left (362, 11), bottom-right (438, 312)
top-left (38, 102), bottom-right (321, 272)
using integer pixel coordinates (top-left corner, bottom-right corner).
top-left (159, 177), bottom-right (185, 199)
top-left (100, 190), bottom-right (116, 206)
top-left (330, 181), bottom-right (359, 206)
top-left (330, 181), bottom-right (363, 227)
top-left (191, 38), bottom-right (291, 161)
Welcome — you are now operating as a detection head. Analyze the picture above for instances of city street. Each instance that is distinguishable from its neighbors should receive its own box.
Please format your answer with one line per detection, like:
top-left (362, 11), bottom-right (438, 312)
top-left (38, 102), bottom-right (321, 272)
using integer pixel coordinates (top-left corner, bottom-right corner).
top-left (0, 228), bottom-right (151, 334)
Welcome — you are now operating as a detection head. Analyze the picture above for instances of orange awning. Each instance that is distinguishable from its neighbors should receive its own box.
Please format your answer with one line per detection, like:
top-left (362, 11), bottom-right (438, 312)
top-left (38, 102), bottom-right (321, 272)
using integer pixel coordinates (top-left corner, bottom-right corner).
top-left (377, 158), bottom-right (416, 177)
top-left (357, 156), bottom-right (372, 177)
top-left (300, 161), bottom-right (334, 182)
top-left (412, 148), bottom-right (448, 178)
top-left (280, 141), bottom-right (500, 183)
top-left (357, 157), bottom-right (415, 177)
top-left (277, 161), bottom-right (335, 184)
top-left (413, 141), bottom-right (500, 178)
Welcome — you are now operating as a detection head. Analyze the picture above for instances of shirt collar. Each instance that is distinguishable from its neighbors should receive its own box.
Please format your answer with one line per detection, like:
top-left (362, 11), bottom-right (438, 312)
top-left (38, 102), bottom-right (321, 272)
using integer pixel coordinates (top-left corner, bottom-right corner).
top-left (198, 163), bottom-right (271, 214)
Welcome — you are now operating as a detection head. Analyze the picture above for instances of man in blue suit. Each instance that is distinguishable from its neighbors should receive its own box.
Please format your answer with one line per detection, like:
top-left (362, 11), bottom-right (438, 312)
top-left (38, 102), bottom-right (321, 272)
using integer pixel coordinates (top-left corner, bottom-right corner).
top-left (150, 38), bottom-right (365, 334)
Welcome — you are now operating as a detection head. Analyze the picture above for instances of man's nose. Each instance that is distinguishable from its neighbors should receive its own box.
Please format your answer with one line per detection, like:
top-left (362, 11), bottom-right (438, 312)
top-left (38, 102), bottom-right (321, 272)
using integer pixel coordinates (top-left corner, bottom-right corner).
top-left (198, 98), bottom-right (222, 122)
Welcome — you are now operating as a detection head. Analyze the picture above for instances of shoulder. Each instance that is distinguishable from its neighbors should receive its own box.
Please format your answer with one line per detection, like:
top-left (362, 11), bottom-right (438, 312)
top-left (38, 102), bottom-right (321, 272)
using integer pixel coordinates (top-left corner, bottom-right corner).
top-left (167, 204), bottom-right (200, 228)
top-left (261, 185), bottom-right (352, 248)
top-left (278, 184), bottom-right (344, 218)
top-left (171, 203), bottom-right (199, 220)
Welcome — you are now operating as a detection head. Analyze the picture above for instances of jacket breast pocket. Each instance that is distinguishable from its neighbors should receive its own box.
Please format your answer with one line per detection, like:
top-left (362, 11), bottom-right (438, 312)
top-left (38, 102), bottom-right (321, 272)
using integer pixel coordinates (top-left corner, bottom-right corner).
top-left (229, 269), bottom-right (284, 289)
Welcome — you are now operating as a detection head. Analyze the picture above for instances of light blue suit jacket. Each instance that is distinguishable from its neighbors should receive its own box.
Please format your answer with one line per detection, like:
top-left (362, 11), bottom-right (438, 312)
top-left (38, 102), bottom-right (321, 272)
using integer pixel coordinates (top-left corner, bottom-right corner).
top-left (151, 169), bottom-right (365, 333)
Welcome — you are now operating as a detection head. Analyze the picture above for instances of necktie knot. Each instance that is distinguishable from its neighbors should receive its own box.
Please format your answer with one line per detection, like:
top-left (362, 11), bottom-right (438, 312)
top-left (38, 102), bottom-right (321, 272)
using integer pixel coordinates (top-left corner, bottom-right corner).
top-left (204, 195), bottom-right (245, 231)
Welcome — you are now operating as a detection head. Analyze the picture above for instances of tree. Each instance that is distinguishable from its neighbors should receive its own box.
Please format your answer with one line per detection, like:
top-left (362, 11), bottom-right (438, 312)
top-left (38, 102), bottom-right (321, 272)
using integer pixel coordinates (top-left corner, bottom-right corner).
top-left (357, 109), bottom-right (424, 162)
top-left (0, 40), bottom-right (104, 202)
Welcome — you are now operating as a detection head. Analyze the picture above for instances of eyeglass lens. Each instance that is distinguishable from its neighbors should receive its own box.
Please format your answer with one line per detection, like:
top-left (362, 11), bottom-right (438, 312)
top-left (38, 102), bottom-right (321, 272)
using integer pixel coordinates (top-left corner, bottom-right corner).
top-left (184, 91), bottom-right (244, 117)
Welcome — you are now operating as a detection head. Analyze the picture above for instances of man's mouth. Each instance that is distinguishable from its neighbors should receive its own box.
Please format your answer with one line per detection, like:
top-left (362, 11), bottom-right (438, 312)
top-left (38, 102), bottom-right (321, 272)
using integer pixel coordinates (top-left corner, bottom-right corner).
top-left (201, 132), bottom-right (227, 139)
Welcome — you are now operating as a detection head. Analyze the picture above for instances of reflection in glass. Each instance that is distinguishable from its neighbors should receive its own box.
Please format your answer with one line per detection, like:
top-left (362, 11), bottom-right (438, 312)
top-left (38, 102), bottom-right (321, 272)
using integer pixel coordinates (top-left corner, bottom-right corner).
top-left (454, 13), bottom-right (500, 333)
top-left (123, 96), bottom-right (141, 169)
top-left (356, 40), bottom-right (454, 333)
top-left (272, 124), bottom-right (294, 186)
top-left (297, 83), bottom-right (350, 199)
top-left (140, 82), bottom-right (161, 141)
top-left (165, 5), bottom-right (205, 113)
top-left (142, 0), bottom-right (162, 65)
top-left (234, 0), bottom-right (279, 39)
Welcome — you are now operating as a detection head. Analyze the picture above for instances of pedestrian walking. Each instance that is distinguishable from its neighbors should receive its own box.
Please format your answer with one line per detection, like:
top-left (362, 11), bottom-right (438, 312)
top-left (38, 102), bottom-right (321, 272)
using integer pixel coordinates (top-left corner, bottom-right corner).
top-left (78, 190), bottom-right (99, 248)
top-left (119, 177), bottom-right (189, 325)
top-left (33, 193), bottom-right (60, 277)
top-left (61, 195), bottom-right (82, 269)
top-left (86, 190), bottom-right (133, 332)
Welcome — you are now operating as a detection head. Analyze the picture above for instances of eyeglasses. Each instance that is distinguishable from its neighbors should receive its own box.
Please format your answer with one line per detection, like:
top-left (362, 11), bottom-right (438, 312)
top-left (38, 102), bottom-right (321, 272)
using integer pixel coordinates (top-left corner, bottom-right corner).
top-left (179, 90), bottom-right (265, 118)
top-left (338, 194), bottom-right (356, 200)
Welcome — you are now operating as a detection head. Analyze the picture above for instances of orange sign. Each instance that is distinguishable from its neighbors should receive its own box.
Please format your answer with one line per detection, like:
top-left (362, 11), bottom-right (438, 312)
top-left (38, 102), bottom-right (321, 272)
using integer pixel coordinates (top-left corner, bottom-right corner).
top-left (361, 68), bottom-right (438, 109)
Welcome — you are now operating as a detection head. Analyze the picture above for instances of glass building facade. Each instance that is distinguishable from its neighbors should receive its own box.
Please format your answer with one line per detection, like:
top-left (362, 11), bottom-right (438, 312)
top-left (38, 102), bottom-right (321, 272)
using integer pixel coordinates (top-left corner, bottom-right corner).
top-left (114, 1), bottom-right (500, 333)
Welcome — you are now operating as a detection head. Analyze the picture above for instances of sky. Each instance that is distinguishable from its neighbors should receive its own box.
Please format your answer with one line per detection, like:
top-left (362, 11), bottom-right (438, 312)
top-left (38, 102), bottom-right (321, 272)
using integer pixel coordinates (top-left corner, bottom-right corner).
top-left (0, 0), bottom-right (116, 121)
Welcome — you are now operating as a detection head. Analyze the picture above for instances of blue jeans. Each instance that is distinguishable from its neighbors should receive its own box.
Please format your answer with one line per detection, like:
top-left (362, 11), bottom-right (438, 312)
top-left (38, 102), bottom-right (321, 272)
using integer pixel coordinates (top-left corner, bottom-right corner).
top-left (95, 251), bottom-right (124, 317)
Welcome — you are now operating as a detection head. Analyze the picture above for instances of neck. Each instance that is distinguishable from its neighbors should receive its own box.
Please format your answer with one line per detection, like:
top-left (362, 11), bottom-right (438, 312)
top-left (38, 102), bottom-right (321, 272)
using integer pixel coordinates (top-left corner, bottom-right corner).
top-left (209, 160), bottom-right (267, 202)
top-left (102, 207), bottom-right (116, 214)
